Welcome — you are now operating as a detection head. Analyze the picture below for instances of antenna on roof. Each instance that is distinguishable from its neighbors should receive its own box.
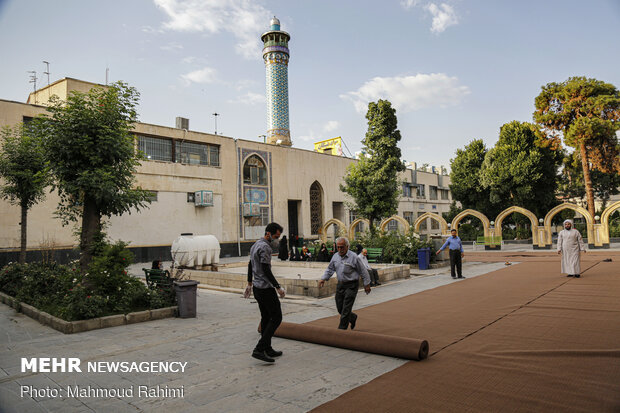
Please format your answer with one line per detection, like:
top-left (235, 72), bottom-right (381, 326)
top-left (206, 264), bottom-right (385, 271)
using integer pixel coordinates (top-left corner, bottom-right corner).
top-left (105, 67), bottom-right (109, 85)
top-left (42, 61), bottom-right (50, 86)
top-left (28, 71), bottom-right (37, 104)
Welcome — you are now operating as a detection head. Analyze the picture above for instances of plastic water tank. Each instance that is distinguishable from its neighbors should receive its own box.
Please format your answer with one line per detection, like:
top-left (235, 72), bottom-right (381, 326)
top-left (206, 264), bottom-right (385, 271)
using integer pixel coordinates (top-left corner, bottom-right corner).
top-left (171, 234), bottom-right (220, 268)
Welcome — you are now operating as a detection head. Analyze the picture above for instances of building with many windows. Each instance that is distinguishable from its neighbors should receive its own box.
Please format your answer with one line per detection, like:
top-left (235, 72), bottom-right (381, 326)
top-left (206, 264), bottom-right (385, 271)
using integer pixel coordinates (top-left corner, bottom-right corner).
top-left (0, 77), bottom-right (453, 263)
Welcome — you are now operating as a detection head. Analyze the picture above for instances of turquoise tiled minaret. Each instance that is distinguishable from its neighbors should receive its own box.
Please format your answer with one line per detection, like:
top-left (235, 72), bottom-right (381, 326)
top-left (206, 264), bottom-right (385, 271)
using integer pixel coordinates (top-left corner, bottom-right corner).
top-left (261, 17), bottom-right (291, 146)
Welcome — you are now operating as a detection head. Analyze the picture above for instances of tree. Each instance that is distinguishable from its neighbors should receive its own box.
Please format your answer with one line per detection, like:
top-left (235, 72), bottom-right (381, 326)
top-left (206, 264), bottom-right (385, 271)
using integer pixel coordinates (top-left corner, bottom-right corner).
top-left (480, 121), bottom-right (561, 217)
top-left (534, 76), bottom-right (620, 218)
top-left (449, 139), bottom-right (497, 216)
top-left (0, 125), bottom-right (50, 263)
top-left (558, 151), bottom-right (620, 210)
top-left (38, 82), bottom-right (151, 270)
top-left (341, 99), bottom-right (405, 229)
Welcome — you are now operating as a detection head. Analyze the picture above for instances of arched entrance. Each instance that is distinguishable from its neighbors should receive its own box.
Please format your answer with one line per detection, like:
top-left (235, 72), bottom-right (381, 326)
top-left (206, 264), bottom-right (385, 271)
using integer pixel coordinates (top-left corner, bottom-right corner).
top-left (379, 215), bottom-right (410, 234)
top-left (543, 203), bottom-right (594, 247)
top-left (309, 181), bottom-right (324, 236)
top-left (451, 209), bottom-right (491, 238)
top-left (599, 200), bottom-right (620, 247)
top-left (413, 212), bottom-right (449, 235)
top-left (320, 218), bottom-right (347, 243)
top-left (349, 218), bottom-right (370, 240)
top-left (493, 206), bottom-right (542, 247)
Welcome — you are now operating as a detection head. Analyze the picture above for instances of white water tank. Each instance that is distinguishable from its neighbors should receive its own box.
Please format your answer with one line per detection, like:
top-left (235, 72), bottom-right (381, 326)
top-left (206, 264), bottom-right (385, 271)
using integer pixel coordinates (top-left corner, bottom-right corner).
top-left (171, 234), bottom-right (220, 268)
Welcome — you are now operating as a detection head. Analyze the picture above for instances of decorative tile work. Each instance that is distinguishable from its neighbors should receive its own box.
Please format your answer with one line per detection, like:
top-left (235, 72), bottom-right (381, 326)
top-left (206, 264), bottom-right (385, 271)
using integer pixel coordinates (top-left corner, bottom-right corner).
top-left (263, 30), bottom-right (290, 144)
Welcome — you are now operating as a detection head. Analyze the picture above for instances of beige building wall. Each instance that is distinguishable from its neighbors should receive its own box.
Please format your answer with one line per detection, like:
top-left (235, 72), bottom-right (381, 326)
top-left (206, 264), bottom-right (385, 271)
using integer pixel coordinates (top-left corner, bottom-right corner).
top-left (1, 77), bottom-right (452, 260)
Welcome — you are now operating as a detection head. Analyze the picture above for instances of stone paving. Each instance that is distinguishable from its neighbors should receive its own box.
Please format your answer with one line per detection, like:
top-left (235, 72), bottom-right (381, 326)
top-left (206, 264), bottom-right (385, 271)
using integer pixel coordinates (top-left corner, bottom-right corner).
top-left (0, 257), bottom-right (510, 413)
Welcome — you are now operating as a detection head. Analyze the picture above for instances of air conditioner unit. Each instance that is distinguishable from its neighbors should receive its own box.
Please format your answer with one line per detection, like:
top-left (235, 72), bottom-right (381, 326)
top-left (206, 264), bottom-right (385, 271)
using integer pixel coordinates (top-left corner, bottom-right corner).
top-left (194, 190), bottom-right (213, 207)
top-left (243, 202), bottom-right (260, 217)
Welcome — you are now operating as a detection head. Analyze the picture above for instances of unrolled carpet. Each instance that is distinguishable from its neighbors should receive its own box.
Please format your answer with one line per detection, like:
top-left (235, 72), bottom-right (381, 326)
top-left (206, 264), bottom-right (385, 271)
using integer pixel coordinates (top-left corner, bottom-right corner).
top-left (274, 322), bottom-right (429, 360)
top-left (308, 252), bottom-right (620, 412)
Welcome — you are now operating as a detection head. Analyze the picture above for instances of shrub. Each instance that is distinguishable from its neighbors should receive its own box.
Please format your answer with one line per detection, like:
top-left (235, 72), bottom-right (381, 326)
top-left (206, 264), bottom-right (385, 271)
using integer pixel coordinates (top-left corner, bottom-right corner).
top-left (0, 240), bottom-right (175, 321)
top-left (356, 228), bottom-right (433, 264)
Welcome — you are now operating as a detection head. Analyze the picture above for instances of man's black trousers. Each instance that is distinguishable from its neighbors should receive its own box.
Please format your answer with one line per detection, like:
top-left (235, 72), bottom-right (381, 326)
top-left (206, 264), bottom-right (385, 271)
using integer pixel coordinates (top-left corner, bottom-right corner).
top-left (449, 249), bottom-right (462, 277)
top-left (253, 286), bottom-right (282, 352)
top-left (335, 280), bottom-right (358, 329)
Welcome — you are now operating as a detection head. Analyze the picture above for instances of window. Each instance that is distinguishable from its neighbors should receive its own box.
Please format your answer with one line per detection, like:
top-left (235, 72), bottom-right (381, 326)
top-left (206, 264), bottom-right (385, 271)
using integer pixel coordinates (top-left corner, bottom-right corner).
top-left (176, 141), bottom-right (219, 166)
top-left (349, 210), bottom-right (359, 225)
top-left (441, 189), bottom-right (450, 200)
top-left (418, 212), bottom-right (427, 230)
top-left (429, 186), bottom-right (438, 200)
top-left (260, 207), bottom-right (270, 226)
top-left (404, 211), bottom-right (414, 225)
top-left (402, 184), bottom-right (412, 198)
top-left (138, 136), bottom-right (172, 162)
top-left (387, 220), bottom-right (399, 232)
top-left (431, 218), bottom-right (439, 230)
top-left (416, 184), bottom-right (426, 199)
top-left (243, 155), bottom-right (268, 185)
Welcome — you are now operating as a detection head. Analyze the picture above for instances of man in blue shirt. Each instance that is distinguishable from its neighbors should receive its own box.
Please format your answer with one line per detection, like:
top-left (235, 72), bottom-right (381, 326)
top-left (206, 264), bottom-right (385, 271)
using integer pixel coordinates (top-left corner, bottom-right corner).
top-left (436, 229), bottom-right (465, 279)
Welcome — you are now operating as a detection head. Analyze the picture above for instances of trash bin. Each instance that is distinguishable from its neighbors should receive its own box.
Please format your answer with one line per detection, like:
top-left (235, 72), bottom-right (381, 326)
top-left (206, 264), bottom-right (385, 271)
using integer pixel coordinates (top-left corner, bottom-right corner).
top-left (417, 248), bottom-right (431, 270)
top-left (174, 280), bottom-right (199, 318)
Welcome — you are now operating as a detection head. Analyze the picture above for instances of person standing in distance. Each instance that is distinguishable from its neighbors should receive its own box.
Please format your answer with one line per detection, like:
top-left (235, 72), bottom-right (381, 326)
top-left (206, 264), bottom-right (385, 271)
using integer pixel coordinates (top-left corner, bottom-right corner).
top-left (436, 229), bottom-right (465, 279)
top-left (557, 219), bottom-right (586, 278)
top-left (318, 237), bottom-right (371, 330)
top-left (247, 222), bottom-right (286, 363)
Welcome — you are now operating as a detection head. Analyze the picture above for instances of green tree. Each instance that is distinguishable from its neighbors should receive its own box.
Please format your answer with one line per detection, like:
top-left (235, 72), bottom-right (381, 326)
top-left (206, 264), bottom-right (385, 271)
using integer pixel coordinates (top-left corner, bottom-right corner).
top-left (38, 82), bottom-right (151, 270)
top-left (480, 121), bottom-right (561, 217)
top-left (449, 139), bottom-right (497, 216)
top-left (0, 125), bottom-right (50, 263)
top-left (341, 100), bottom-right (405, 229)
top-left (534, 76), bottom-right (620, 218)
top-left (558, 151), bottom-right (620, 209)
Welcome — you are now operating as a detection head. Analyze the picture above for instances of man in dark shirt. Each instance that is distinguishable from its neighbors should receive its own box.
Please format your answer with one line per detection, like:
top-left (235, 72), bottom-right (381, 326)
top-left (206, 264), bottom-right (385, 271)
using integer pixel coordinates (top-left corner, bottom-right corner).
top-left (247, 222), bottom-right (286, 363)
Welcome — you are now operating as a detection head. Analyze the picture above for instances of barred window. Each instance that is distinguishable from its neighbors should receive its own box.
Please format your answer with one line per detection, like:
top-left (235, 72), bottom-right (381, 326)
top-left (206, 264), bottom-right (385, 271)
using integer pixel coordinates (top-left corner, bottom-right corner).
top-left (404, 211), bottom-right (414, 225)
top-left (243, 155), bottom-right (268, 185)
top-left (260, 207), bottom-right (270, 226)
top-left (138, 136), bottom-right (172, 162)
top-left (418, 212), bottom-right (427, 230)
top-left (387, 220), bottom-right (399, 232)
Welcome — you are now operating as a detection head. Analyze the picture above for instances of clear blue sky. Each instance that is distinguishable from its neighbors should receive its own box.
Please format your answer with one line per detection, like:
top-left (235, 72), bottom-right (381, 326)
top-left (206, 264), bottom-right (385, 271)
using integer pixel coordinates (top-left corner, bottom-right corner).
top-left (1, 0), bottom-right (619, 168)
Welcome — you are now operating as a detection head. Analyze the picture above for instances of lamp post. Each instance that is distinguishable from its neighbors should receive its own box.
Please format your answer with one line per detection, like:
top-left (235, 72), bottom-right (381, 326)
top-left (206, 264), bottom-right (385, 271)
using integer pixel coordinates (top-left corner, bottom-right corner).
top-left (258, 135), bottom-right (266, 143)
top-left (212, 112), bottom-right (219, 135)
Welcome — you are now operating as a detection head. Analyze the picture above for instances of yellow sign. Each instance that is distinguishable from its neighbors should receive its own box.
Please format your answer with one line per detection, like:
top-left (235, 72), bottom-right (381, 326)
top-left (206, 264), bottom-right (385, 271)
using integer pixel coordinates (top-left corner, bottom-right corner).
top-left (314, 137), bottom-right (343, 156)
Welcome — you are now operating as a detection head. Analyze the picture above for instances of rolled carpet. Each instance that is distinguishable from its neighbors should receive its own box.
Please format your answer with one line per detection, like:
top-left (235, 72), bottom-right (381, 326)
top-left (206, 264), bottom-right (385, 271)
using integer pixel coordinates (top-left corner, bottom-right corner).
top-left (273, 321), bottom-right (429, 361)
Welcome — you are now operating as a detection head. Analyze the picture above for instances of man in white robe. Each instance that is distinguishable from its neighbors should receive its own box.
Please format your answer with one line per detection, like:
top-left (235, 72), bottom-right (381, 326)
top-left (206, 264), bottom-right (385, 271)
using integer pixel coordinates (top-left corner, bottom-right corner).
top-left (557, 219), bottom-right (586, 277)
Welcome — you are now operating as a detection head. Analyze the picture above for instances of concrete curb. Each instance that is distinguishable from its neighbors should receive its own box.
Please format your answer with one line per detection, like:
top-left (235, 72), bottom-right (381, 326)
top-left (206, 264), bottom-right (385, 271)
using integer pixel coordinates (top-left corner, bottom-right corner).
top-left (0, 291), bottom-right (177, 334)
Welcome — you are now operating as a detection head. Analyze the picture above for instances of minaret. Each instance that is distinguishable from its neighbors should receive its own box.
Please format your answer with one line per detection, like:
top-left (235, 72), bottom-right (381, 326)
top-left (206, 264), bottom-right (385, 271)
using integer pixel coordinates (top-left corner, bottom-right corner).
top-left (261, 17), bottom-right (292, 146)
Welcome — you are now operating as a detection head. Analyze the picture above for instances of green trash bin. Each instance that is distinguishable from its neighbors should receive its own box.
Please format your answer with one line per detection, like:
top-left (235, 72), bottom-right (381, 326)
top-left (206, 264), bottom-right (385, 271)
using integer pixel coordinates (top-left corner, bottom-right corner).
top-left (174, 280), bottom-right (199, 318)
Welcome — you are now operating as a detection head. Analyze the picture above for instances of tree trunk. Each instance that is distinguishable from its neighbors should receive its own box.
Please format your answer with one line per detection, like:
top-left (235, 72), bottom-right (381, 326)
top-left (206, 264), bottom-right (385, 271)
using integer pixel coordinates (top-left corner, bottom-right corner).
top-left (79, 196), bottom-right (101, 271)
top-left (579, 142), bottom-right (595, 218)
top-left (19, 204), bottom-right (27, 264)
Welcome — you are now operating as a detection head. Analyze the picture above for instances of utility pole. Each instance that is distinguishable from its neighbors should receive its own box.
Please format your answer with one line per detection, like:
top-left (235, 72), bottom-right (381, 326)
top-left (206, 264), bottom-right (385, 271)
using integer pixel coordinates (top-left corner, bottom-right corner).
top-left (212, 112), bottom-right (219, 135)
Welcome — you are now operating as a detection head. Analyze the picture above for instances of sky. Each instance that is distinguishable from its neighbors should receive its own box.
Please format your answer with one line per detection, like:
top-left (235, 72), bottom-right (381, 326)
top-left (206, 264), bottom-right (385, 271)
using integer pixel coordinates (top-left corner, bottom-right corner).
top-left (1, 0), bottom-right (619, 169)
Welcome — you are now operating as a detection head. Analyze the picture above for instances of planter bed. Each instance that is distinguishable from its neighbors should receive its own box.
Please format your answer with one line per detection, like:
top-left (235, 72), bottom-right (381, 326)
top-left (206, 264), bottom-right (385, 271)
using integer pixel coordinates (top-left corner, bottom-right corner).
top-left (0, 290), bottom-right (177, 334)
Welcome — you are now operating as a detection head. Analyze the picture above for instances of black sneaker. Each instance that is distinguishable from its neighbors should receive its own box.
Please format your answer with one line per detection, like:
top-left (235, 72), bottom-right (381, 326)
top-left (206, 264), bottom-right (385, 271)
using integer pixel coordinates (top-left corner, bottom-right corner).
top-left (451, 276), bottom-right (456, 279)
top-left (266, 348), bottom-right (283, 357)
top-left (252, 350), bottom-right (275, 363)
top-left (566, 274), bottom-right (574, 277)
top-left (458, 276), bottom-right (466, 279)
top-left (574, 274), bottom-right (580, 278)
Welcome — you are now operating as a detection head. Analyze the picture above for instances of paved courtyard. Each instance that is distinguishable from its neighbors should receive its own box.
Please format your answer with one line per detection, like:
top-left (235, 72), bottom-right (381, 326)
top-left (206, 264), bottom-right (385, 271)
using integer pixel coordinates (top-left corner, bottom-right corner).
top-left (0, 258), bottom-right (510, 413)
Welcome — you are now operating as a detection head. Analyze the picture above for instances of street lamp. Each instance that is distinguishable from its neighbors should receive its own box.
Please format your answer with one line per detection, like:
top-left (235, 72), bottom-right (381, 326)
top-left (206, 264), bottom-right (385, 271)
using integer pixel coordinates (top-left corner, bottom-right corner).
top-left (258, 134), bottom-right (266, 143)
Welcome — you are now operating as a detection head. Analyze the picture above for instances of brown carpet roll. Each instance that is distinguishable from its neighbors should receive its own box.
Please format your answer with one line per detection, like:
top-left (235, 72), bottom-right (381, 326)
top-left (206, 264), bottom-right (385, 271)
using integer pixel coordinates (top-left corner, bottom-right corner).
top-left (274, 321), bottom-right (429, 360)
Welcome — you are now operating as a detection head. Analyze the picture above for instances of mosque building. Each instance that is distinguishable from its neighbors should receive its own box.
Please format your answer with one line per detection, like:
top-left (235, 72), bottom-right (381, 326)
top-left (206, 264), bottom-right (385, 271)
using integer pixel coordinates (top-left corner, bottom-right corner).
top-left (0, 18), bottom-right (452, 264)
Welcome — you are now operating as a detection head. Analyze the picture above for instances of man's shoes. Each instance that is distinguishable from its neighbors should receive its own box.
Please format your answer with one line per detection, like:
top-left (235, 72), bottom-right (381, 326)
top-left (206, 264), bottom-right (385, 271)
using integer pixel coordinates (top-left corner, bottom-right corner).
top-left (265, 348), bottom-right (283, 358)
top-left (251, 350), bottom-right (275, 363)
top-left (451, 276), bottom-right (456, 279)
top-left (457, 276), bottom-right (465, 279)
top-left (566, 274), bottom-right (574, 277)
top-left (370, 282), bottom-right (376, 286)
top-left (574, 274), bottom-right (580, 278)
top-left (350, 314), bottom-right (357, 330)
top-left (375, 282), bottom-right (381, 286)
